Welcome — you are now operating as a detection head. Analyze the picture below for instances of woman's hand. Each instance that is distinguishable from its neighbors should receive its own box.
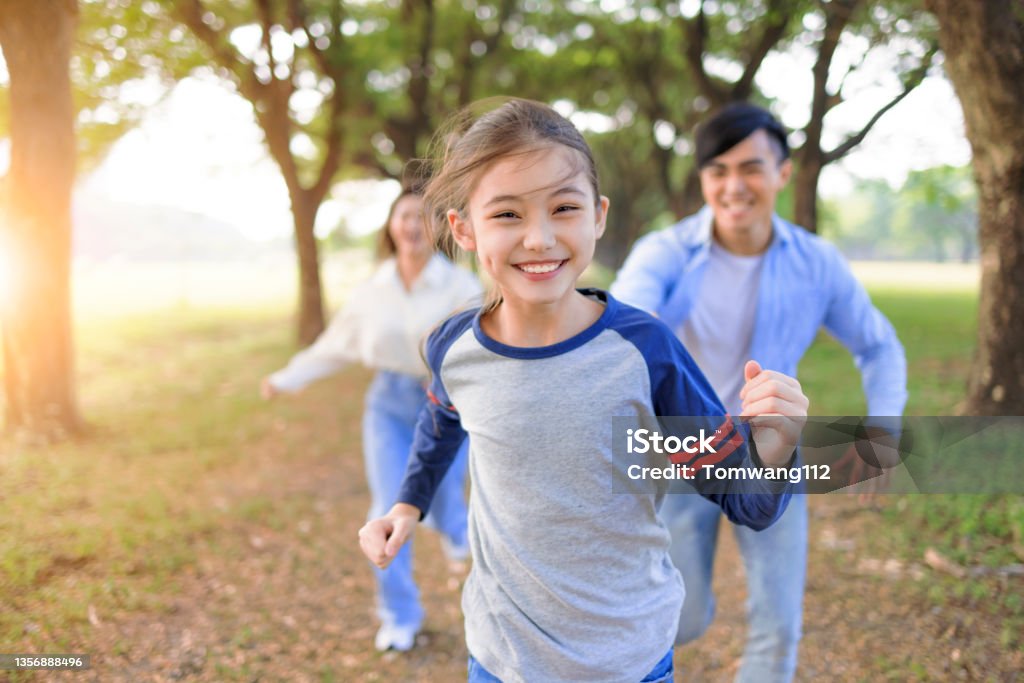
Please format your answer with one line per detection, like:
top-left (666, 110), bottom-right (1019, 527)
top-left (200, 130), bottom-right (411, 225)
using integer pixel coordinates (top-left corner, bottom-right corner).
top-left (260, 377), bottom-right (279, 400)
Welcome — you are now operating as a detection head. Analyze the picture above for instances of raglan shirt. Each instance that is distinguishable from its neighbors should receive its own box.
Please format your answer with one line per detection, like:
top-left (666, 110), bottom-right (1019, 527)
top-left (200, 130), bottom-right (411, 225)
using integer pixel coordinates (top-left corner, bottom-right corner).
top-left (397, 290), bottom-right (792, 683)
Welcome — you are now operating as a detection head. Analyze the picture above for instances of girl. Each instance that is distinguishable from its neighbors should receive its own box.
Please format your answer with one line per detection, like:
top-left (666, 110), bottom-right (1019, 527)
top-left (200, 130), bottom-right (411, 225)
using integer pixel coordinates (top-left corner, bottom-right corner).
top-left (262, 188), bottom-right (481, 652)
top-left (358, 100), bottom-right (808, 682)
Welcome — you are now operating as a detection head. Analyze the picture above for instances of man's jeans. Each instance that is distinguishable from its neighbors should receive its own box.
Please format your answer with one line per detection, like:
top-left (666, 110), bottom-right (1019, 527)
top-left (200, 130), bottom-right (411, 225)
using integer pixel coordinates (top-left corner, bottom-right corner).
top-left (662, 490), bottom-right (807, 683)
top-left (467, 648), bottom-right (674, 682)
top-left (363, 371), bottom-right (469, 632)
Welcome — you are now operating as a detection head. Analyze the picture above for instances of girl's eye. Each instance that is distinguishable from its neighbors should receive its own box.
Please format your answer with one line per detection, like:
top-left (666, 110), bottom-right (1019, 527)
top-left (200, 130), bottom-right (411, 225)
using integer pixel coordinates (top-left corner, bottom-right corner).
top-left (554, 205), bottom-right (579, 214)
top-left (492, 211), bottom-right (519, 219)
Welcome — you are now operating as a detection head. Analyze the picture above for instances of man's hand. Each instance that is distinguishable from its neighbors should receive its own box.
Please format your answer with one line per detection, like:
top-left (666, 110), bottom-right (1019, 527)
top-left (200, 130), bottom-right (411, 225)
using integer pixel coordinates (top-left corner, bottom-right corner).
top-left (739, 360), bottom-right (808, 467)
top-left (834, 426), bottom-right (902, 503)
top-left (359, 503), bottom-right (422, 569)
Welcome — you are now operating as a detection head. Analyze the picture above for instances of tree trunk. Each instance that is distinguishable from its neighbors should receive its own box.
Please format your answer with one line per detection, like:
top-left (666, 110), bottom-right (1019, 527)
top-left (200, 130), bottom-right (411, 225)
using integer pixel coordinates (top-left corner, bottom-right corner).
top-left (679, 167), bottom-right (703, 219)
top-left (792, 154), bottom-right (823, 233)
top-left (0, 0), bottom-right (81, 439)
top-left (291, 192), bottom-right (325, 347)
top-left (924, 0), bottom-right (1024, 415)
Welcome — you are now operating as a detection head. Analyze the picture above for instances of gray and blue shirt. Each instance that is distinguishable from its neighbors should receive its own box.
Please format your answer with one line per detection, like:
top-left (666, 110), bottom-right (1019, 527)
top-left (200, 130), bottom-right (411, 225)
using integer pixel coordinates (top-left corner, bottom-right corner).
top-left (397, 290), bottom-right (792, 683)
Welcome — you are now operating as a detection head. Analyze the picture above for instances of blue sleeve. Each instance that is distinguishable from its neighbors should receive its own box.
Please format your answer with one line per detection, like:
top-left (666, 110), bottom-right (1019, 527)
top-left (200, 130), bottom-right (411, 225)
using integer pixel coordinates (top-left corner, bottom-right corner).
top-left (395, 312), bottom-right (472, 518)
top-left (615, 304), bottom-right (793, 531)
top-left (609, 229), bottom-right (682, 314)
top-left (821, 244), bottom-right (908, 419)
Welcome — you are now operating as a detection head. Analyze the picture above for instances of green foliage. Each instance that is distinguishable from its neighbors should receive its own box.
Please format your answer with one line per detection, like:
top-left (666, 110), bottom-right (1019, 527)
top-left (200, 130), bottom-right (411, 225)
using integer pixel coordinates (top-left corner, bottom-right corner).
top-left (822, 165), bottom-right (977, 260)
top-left (2, 0), bottom-right (954, 263)
top-left (74, 0), bottom-right (204, 168)
top-left (898, 165), bottom-right (978, 261)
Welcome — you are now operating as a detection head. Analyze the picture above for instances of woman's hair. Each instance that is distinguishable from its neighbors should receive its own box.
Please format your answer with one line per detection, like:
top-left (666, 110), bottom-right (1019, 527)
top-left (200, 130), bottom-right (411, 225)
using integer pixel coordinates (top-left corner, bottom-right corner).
top-left (374, 187), bottom-right (424, 260)
top-left (421, 97), bottom-right (601, 261)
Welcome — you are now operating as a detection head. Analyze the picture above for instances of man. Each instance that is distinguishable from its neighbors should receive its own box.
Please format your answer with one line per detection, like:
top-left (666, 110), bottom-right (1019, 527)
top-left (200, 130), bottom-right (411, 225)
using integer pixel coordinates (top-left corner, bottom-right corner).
top-left (610, 102), bottom-right (907, 682)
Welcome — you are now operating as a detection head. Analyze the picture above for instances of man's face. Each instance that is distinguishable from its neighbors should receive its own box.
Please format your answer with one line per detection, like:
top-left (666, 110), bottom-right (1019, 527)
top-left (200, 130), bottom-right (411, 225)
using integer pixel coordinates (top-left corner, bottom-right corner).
top-left (699, 129), bottom-right (792, 254)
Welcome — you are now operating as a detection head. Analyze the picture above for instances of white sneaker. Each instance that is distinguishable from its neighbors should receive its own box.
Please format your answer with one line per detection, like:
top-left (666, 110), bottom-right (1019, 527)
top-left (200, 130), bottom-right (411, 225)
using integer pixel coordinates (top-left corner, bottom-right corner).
top-left (374, 623), bottom-right (418, 652)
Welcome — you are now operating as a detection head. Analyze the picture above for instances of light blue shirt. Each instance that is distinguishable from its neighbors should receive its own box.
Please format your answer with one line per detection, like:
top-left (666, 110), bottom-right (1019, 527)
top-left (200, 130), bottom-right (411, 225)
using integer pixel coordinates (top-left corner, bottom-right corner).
top-left (610, 206), bottom-right (908, 417)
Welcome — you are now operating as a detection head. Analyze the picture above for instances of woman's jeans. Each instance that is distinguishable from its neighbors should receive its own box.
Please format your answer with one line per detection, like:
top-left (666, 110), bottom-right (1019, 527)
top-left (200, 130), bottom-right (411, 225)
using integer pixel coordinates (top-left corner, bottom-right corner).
top-left (363, 371), bottom-right (469, 631)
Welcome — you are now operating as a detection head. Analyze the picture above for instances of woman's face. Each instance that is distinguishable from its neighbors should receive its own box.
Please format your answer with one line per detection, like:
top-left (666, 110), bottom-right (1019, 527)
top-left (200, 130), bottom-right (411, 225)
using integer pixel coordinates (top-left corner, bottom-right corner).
top-left (388, 194), bottom-right (430, 260)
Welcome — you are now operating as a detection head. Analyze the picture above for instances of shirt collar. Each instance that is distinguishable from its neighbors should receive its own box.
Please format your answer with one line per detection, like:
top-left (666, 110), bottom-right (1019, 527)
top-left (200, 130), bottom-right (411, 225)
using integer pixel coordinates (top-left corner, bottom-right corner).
top-left (373, 253), bottom-right (449, 290)
top-left (418, 254), bottom-right (450, 290)
top-left (690, 205), bottom-right (792, 250)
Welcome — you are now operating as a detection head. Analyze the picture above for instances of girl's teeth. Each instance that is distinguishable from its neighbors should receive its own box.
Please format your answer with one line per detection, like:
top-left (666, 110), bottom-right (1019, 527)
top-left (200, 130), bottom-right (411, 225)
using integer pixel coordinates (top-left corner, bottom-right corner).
top-left (519, 262), bottom-right (560, 274)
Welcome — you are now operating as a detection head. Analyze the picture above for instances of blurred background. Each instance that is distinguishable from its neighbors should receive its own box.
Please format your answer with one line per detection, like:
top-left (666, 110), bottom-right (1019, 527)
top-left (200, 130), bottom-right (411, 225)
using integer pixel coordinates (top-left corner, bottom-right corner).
top-left (0, 0), bottom-right (1021, 680)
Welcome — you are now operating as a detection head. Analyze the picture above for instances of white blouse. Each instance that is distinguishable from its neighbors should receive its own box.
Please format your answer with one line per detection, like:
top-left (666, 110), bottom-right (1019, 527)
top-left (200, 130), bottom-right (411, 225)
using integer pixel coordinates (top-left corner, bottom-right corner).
top-left (269, 254), bottom-right (482, 391)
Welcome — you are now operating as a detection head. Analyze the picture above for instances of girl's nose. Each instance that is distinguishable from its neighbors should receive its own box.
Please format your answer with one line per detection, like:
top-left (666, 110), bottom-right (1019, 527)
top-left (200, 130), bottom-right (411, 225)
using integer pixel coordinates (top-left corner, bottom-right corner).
top-left (522, 217), bottom-right (556, 251)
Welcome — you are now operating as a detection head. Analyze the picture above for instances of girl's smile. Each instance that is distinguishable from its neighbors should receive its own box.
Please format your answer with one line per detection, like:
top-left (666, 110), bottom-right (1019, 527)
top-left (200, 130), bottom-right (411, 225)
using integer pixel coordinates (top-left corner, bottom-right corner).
top-left (514, 259), bottom-right (568, 279)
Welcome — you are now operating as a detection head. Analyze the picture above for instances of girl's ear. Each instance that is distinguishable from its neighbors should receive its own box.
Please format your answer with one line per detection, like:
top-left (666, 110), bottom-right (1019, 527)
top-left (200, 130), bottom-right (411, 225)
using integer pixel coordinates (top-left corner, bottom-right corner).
top-left (448, 209), bottom-right (477, 251)
top-left (594, 195), bottom-right (610, 240)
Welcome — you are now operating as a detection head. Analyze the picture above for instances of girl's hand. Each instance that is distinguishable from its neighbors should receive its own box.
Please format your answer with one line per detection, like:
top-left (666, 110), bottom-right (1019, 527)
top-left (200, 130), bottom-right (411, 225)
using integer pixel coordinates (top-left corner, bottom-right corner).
top-left (359, 503), bottom-right (422, 569)
top-left (739, 360), bottom-right (808, 467)
top-left (260, 377), bottom-right (279, 400)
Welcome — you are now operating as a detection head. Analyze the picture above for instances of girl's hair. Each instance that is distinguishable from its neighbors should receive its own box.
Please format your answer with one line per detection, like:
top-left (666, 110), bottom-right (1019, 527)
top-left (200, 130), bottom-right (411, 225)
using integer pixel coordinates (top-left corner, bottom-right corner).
top-left (374, 187), bottom-right (424, 260)
top-left (421, 97), bottom-right (601, 261)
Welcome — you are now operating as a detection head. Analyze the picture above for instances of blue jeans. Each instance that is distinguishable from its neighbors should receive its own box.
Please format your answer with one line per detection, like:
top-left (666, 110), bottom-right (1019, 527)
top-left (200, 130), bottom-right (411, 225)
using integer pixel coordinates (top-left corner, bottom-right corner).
top-left (467, 649), bottom-right (674, 682)
top-left (363, 371), bottom-right (469, 631)
top-left (661, 491), bottom-right (807, 683)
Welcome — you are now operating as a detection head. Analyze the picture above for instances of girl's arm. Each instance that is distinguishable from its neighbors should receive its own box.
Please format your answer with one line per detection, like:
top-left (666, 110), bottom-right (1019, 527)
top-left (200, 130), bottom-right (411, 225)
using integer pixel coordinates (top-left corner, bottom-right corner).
top-left (358, 312), bottom-right (472, 568)
top-left (642, 319), bottom-right (804, 530)
top-left (358, 383), bottom-right (468, 569)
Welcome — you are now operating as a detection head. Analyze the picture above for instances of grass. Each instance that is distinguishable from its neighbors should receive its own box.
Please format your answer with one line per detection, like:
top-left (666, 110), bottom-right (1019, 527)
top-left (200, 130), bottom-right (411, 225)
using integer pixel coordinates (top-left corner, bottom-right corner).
top-left (795, 274), bottom-right (1023, 662)
top-left (799, 287), bottom-right (978, 417)
top-left (0, 304), bottom-right (306, 650)
top-left (2, 260), bottom-right (1023, 674)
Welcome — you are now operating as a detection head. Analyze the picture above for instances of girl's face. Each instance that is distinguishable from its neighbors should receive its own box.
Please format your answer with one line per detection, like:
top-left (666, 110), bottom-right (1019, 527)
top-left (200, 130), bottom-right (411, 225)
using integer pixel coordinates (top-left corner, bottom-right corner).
top-left (388, 194), bottom-right (430, 260)
top-left (448, 145), bottom-right (608, 313)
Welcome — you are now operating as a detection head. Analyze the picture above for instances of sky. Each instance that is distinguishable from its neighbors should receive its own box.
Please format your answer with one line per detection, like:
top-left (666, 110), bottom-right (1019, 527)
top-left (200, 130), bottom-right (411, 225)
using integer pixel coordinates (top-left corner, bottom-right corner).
top-left (0, 29), bottom-right (972, 244)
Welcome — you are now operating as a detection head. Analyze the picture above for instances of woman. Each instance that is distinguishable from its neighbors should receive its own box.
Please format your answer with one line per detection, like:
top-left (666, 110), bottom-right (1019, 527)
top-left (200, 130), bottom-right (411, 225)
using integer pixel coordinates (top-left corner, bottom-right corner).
top-left (263, 188), bottom-right (481, 651)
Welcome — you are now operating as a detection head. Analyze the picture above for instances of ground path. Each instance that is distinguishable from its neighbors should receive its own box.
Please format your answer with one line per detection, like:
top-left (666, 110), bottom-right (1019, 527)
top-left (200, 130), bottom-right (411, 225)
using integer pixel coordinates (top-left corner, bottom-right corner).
top-left (33, 367), bottom-right (1020, 682)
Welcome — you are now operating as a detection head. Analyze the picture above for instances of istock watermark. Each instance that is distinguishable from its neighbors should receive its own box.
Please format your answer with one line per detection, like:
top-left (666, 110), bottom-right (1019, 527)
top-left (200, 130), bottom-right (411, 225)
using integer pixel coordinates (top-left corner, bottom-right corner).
top-left (625, 428), bottom-right (718, 456)
top-left (611, 416), bottom-right (1024, 495)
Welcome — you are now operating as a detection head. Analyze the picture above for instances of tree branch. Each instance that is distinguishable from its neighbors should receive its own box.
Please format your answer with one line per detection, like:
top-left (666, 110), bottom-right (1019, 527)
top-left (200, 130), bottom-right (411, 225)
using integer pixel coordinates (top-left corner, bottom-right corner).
top-left (804, 0), bottom-right (860, 155)
top-left (831, 44), bottom-right (871, 110)
top-left (255, 0), bottom-right (276, 73)
top-left (733, 0), bottom-right (793, 100)
top-left (453, 0), bottom-right (514, 108)
top-left (408, 0), bottom-right (435, 117)
top-left (824, 43), bottom-right (939, 163)
top-left (285, 0), bottom-right (345, 82)
top-left (680, 0), bottom-right (726, 103)
top-left (174, 0), bottom-right (246, 78)
top-left (310, 87), bottom-right (345, 203)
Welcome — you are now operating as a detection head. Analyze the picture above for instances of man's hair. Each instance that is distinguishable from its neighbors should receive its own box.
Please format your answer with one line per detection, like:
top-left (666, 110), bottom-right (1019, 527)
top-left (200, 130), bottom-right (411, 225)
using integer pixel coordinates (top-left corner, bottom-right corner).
top-left (695, 102), bottom-right (790, 169)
